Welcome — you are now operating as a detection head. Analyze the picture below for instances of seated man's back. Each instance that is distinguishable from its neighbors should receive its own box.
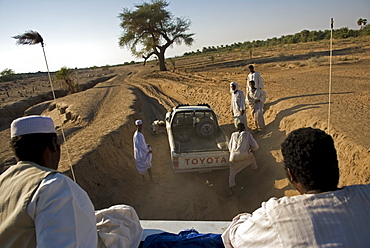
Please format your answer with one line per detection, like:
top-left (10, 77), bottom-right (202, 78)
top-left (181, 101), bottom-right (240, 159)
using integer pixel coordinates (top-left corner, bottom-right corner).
top-left (222, 127), bottom-right (370, 247)
top-left (230, 184), bottom-right (370, 247)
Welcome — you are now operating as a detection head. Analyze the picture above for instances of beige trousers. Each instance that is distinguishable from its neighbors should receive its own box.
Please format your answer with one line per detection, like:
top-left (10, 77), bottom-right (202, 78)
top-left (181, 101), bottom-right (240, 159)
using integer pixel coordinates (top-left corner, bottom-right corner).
top-left (228, 154), bottom-right (257, 187)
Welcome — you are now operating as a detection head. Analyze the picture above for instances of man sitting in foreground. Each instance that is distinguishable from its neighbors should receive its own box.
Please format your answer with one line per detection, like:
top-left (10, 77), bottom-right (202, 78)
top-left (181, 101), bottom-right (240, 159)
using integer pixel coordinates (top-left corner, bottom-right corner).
top-left (222, 127), bottom-right (370, 247)
top-left (0, 115), bottom-right (98, 247)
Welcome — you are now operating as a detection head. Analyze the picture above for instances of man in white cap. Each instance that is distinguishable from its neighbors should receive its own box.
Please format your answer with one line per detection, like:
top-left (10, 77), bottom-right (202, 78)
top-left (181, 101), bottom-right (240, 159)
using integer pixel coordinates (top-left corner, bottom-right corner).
top-left (230, 82), bottom-right (247, 129)
top-left (0, 115), bottom-right (97, 247)
top-left (133, 119), bottom-right (153, 181)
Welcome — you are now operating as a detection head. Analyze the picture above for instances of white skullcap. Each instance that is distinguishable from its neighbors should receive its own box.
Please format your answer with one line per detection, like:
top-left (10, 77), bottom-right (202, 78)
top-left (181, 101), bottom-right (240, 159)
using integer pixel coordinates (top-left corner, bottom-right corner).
top-left (11, 115), bottom-right (56, 138)
top-left (135, 120), bottom-right (142, 125)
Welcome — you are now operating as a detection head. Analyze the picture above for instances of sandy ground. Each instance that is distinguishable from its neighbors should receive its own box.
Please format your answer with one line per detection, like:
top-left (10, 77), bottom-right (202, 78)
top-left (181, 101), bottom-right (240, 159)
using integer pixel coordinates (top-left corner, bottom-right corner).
top-left (1, 37), bottom-right (369, 221)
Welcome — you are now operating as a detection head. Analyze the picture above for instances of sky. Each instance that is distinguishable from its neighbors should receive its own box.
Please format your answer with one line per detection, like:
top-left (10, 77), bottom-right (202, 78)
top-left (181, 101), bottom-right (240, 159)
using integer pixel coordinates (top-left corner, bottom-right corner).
top-left (1, 0), bottom-right (369, 73)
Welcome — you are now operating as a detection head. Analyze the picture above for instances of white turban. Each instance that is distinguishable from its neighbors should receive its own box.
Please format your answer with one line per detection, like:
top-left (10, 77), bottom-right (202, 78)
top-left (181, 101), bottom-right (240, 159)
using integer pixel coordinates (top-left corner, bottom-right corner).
top-left (230, 81), bottom-right (238, 92)
top-left (135, 120), bottom-right (142, 126)
top-left (11, 115), bottom-right (56, 138)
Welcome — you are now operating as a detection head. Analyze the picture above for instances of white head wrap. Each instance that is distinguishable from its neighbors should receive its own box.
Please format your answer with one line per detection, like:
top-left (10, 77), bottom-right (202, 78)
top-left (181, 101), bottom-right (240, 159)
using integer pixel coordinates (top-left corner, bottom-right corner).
top-left (11, 115), bottom-right (56, 138)
top-left (230, 81), bottom-right (238, 92)
top-left (135, 120), bottom-right (142, 125)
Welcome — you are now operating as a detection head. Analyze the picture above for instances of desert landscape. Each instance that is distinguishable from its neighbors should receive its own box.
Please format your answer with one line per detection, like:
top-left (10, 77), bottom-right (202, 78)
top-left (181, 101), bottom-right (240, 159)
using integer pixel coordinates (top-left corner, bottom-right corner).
top-left (1, 36), bottom-right (369, 221)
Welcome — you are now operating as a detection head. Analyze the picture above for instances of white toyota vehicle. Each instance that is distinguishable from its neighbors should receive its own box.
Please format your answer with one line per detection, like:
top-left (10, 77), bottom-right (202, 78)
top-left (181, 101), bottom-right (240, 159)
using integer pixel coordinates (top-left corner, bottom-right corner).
top-left (165, 104), bottom-right (230, 173)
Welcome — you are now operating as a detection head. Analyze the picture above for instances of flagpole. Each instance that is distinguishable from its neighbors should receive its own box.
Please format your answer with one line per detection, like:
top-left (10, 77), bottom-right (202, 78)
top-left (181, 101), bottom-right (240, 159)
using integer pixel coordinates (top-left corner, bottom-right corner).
top-left (41, 43), bottom-right (76, 183)
top-left (328, 18), bottom-right (333, 134)
top-left (13, 31), bottom-right (76, 182)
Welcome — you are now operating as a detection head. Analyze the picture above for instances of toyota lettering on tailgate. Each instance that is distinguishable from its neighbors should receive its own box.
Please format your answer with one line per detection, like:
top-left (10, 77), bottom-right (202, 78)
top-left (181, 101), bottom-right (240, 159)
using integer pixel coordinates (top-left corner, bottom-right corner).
top-left (184, 157), bottom-right (228, 165)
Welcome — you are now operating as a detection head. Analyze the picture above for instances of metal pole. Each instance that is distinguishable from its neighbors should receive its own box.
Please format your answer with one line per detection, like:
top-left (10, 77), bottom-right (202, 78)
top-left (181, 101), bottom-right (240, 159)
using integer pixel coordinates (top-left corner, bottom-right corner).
top-left (41, 43), bottom-right (76, 183)
top-left (328, 18), bottom-right (333, 134)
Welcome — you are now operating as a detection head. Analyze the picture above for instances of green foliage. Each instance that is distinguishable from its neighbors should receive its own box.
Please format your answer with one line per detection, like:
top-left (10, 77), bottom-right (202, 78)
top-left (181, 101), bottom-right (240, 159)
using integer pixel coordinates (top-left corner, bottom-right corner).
top-left (333, 27), bottom-right (358, 39)
top-left (0, 68), bottom-right (16, 82)
top-left (357, 18), bottom-right (368, 29)
top-left (123, 61), bottom-right (137, 66)
top-left (55, 67), bottom-right (78, 93)
top-left (183, 25), bottom-right (369, 56)
top-left (361, 24), bottom-right (370, 35)
top-left (118, 0), bottom-right (194, 71)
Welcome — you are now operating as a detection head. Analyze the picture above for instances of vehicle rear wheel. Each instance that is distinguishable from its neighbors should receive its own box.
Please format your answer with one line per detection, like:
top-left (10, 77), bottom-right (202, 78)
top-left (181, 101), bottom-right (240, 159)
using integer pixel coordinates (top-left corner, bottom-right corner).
top-left (196, 118), bottom-right (216, 138)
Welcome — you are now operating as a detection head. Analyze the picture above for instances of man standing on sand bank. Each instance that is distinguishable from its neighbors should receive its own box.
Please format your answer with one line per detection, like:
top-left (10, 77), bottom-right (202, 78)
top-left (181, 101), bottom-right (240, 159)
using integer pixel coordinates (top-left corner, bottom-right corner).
top-left (0, 115), bottom-right (97, 247)
top-left (246, 65), bottom-right (264, 90)
top-left (133, 119), bottom-right (153, 181)
top-left (246, 80), bottom-right (266, 131)
top-left (230, 82), bottom-right (247, 129)
top-left (222, 127), bottom-right (370, 247)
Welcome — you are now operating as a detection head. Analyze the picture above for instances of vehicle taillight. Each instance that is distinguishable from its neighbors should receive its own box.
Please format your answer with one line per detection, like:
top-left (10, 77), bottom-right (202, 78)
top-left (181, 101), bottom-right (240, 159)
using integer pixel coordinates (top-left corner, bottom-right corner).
top-left (173, 157), bottom-right (179, 169)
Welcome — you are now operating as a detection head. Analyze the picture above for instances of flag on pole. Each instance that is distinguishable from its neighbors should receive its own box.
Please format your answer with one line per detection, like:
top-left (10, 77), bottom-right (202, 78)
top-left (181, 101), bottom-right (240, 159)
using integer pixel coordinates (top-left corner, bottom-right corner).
top-left (331, 18), bottom-right (334, 30)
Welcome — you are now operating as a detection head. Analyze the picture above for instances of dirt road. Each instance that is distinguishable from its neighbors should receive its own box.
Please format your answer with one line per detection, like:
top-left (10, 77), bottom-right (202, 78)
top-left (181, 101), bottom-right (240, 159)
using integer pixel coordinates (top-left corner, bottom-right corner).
top-left (1, 37), bottom-right (369, 221)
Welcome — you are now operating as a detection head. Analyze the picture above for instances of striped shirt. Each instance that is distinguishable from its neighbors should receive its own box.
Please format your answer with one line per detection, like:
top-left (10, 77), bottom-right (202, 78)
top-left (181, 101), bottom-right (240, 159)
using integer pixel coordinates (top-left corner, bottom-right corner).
top-left (222, 185), bottom-right (370, 247)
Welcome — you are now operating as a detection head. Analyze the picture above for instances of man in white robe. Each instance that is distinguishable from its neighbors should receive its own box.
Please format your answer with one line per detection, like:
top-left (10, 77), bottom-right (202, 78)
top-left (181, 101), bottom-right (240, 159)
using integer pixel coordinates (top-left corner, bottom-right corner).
top-left (228, 123), bottom-right (259, 196)
top-left (246, 80), bottom-right (266, 130)
top-left (222, 127), bottom-right (370, 247)
top-left (246, 64), bottom-right (264, 89)
top-left (230, 82), bottom-right (247, 129)
top-left (133, 119), bottom-right (153, 181)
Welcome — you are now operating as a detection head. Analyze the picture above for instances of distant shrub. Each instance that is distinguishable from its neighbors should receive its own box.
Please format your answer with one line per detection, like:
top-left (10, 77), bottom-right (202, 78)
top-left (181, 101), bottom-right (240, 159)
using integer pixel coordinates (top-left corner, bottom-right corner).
top-left (264, 63), bottom-right (276, 68)
top-left (0, 68), bottom-right (16, 82)
top-left (55, 67), bottom-right (78, 93)
top-left (307, 56), bottom-right (327, 67)
top-left (338, 56), bottom-right (360, 62)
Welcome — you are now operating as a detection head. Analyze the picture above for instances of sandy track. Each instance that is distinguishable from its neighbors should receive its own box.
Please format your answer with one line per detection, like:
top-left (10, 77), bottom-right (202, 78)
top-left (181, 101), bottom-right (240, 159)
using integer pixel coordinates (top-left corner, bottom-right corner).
top-left (1, 38), bottom-right (369, 221)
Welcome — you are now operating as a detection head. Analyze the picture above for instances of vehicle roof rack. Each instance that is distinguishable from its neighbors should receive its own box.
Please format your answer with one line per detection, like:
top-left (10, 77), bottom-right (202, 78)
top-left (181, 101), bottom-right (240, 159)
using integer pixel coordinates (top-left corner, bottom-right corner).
top-left (175, 103), bottom-right (211, 109)
top-left (175, 104), bottom-right (189, 108)
top-left (197, 103), bottom-right (211, 108)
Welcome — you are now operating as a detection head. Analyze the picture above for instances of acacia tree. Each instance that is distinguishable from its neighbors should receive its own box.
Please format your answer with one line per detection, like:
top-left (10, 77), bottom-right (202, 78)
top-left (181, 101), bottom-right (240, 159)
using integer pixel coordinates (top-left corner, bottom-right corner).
top-left (118, 0), bottom-right (194, 71)
top-left (357, 18), bottom-right (368, 30)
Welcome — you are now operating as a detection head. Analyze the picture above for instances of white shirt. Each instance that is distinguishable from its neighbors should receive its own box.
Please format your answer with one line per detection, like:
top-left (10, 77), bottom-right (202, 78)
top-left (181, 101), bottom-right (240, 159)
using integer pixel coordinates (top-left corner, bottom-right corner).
top-left (222, 185), bottom-right (370, 248)
top-left (230, 90), bottom-right (246, 117)
top-left (247, 71), bottom-right (264, 89)
top-left (228, 131), bottom-right (259, 156)
top-left (245, 87), bottom-right (266, 107)
top-left (27, 173), bottom-right (98, 248)
top-left (246, 87), bottom-right (266, 105)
